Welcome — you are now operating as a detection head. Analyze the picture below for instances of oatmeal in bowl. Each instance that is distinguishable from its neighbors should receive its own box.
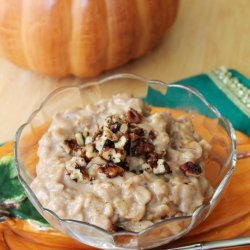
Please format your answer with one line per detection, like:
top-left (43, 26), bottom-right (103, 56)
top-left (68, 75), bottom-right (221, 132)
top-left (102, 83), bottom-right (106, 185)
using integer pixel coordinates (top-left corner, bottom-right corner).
top-left (15, 73), bottom-right (236, 249)
top-left (31, 93), bottom-right (213, 233)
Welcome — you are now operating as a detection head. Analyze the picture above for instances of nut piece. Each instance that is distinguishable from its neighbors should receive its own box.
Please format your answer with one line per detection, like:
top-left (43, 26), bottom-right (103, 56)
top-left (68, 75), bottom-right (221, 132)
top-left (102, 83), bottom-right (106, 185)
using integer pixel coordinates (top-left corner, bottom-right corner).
top-left (98, 164), bottom-right (125, 178)
top-left (103, 127), bottom-right (119, 141)
top-left (146, 152), bottom-right (158, 168)
top-left (115, 135), bottom-right (128, 149)
top-left (153, 159), bottom-right (172, 175)
top-left (126, 108), bottom-right (142, 124)
top-left (179, 161), bottom-right (202, 176)
top-left (62, 139), bottom-right (79, 153)
top-left (75, 133), bottom-right (85, 146)
top-left (65, 157), bottom-right (89, 183)
top-left (101, 148), bottom-right (124, 163)
top-left (85, 144), bottom-right (95, 160)
top-left (120, 123), bottom-right (128, 133)
top-left (148, 130), bottom-right (156, 141)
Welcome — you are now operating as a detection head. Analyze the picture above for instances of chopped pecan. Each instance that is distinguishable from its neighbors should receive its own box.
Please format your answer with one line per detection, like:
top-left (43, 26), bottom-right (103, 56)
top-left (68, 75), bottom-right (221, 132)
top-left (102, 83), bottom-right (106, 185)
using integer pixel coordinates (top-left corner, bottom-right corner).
top-left (129, 126), bottom-right (144, 136)
top-left (75, 133), bottom-right (85, 146)
top-left (146, 152), bottom-right (158, 168)
top-left (119, 123), bottom-right (128, 133)
top-left (103, 127), bottom-right (119, 141)
top-left (115, 135), bottom-right (128, 149)
top-left (179, 161), bottom-right (202, 176)
top-left (104, 139), bottom-right (115, 148)
top-left (65, 159), bottom-right (89, 183)
top-left (75, 164), bottom-right (89, 178)
top-left (144, 142), bottom-right (154, 153)
top-left (130, 138), bottom-right (145, 156)
top-left (64, 139), bottom-right (79, 152)
top-left (129, 132), bottom-right (141, 140)
top-left (126, 108), bottom-right (142, 124)
top-left (92, 128), bottom-right (102, 141)
top-left (109, 122), bottom-right (121, 133)
top-left (85, 144), bottom-right (95, 160)
top-left (101, 148), bottom-right (124, 163)
top-left (154, 159), bottom-right (172, 175)
top-left (148, 130), bottom-right (156, 141)
top-left (99, 164), bottom-right (125, 178)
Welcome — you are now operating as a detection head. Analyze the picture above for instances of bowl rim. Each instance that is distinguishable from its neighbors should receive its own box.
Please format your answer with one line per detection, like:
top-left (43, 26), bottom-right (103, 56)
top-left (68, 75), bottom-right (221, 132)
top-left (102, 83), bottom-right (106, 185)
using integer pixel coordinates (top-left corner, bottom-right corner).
top-left (14, 73), bottom-right (237, 237)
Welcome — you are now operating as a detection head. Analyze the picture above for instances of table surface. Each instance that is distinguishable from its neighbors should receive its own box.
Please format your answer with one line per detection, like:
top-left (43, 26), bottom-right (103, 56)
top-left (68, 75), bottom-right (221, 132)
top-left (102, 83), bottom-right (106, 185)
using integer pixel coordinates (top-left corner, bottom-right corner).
top-left (1, 0), bottom-right (250, 142)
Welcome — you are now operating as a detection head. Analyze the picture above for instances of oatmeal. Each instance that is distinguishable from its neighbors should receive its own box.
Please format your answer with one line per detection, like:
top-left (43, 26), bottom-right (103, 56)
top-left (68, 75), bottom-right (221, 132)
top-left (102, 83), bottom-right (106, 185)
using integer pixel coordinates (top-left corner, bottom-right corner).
top-left (31, 94), bottom-right (213, 232)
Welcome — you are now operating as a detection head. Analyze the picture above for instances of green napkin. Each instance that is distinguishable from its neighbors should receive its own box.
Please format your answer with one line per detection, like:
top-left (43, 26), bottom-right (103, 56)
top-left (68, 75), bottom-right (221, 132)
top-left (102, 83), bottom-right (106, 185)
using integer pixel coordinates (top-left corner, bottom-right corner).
top-left (178, 66), bottom-right (250, 136)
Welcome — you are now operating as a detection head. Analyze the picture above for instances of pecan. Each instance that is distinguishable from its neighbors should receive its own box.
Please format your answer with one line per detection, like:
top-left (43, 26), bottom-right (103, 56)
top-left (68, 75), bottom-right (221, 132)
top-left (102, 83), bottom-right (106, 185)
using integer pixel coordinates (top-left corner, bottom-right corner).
top-left (130, 138), bottom-right (145, 156)
top-left (153, 159), bottom-right (171, 175)
top-left (179, 161), bottom-right (202, 176)
top-left (129, 126), bottom-right (144, 136)
top-left (103, 139), bottom-right (115, 148)
top-left (99, 164), bottom-right (125, 178)
top-left (126, 108), bottom-right (142, 124)
top-left (129, 132), bottom-right (141, 140)
top-left (163, 161), bottom-right (172, 174)
top-left (64, 139), bottom-right (79, 152)
top-left (92, 128), bottom-right (102, 141)
top-left (101, 148), bottom-right (124, 163)
top-left (146, 152), bottom-right (158, 168)
top-left (144, 142), bottom-right (154, 153)
top-left (75, 133), bottom-right (85, 146)
top-left (148, 130), bottom-right (156, 141)
top-left (109, 122), bottom-right (121, 133)
top-left (119, 123), bottom-right (128, 133)
top-left (75, 164), bottom-right (89, 178)
top-left (115, 135), bottom-right (129, 149)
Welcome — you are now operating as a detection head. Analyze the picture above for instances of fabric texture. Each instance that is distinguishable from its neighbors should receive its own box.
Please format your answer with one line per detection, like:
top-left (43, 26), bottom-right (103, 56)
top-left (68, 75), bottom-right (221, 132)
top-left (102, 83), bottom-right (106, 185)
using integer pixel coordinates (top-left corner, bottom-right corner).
top-left (177, 67), bottom-right (250, 135)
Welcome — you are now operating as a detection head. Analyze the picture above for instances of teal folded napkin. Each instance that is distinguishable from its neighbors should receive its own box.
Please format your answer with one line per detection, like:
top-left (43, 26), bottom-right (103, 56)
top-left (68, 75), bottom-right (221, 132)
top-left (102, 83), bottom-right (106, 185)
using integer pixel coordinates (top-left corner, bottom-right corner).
top-left (177, 66), bottom-right (250, 136)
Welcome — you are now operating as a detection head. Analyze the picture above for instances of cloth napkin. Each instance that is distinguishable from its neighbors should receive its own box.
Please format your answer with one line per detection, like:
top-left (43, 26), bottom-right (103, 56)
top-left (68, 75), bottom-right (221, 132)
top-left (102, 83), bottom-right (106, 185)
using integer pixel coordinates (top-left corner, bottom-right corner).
top-left (176, 66), bottom-right (250, 135)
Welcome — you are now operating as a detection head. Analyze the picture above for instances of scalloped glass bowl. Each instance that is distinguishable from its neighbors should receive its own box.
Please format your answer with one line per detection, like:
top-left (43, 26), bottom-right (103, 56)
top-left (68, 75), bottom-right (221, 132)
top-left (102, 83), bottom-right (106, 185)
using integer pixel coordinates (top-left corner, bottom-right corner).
top-left (14, 74), bottom-right (236, 250)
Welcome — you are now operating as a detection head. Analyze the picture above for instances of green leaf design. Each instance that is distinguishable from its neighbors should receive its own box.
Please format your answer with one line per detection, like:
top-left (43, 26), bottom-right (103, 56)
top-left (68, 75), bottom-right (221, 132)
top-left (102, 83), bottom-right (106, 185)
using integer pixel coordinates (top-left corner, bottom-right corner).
top-left (0, 154), bottom-right (50, 227)
top-left (0, 155), bottom-right (26, 203)
top-left (9, 199), bottom-right (49, 227)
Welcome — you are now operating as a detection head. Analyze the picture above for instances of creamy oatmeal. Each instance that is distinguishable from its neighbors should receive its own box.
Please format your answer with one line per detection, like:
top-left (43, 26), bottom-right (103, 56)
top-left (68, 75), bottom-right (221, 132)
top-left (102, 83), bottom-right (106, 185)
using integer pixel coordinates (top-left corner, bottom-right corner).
top-left (31, 94), bottom-right (213, 232)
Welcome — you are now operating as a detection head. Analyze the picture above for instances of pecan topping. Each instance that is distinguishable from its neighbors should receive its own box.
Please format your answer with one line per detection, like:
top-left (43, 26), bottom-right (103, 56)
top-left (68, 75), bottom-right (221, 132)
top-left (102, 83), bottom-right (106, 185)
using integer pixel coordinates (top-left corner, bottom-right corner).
top-left (75, 164), bottom-right (89, 178)
top-left (149, 130), bottom-right (156, 141)
top-left (109, 122), bottom-right (121, 133)
top-left (144, 142), bottom-right (154, 153)
top-left (179, 161), bottom-right (202, 176)
top-left (153, 159), bottom-right (172, 175)
top-left (99, 164), bottom-right (125, 178)
top-left (130, 126), bottom-right (144, 136)
top-left (130, 139), bottom-right (145, 156)
top-left (126, 108), bottom-right (142, 124)
top-left (146, 152), bottom-right (158, 168)
top-left (63, 107), bottom-right (174, 182)
top-left (64, 139), bottom-right (79, 152)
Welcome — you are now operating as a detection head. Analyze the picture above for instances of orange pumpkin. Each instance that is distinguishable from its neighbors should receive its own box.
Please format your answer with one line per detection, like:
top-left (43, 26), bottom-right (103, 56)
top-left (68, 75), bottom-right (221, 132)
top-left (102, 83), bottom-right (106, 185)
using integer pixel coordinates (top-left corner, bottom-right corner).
top-left (0, 0), bottom-right (178, 78)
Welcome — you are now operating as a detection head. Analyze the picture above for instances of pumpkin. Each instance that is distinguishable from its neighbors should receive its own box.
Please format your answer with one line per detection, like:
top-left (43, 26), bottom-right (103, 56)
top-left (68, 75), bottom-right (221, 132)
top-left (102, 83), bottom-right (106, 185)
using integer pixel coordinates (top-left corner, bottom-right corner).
top-left (0, 0), bottom-right (178, 78)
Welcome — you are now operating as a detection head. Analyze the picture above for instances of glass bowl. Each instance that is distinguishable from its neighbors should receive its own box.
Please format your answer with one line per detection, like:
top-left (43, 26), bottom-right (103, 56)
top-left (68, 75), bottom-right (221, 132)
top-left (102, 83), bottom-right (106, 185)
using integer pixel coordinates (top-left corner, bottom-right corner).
top-left (14, 73), bottom-right (236, 250)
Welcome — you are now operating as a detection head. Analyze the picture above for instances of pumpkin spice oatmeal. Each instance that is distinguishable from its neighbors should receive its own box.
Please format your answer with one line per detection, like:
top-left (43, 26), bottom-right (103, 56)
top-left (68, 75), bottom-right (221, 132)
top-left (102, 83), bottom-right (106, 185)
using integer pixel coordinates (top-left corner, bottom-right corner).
top-left (31, 94), bottom-right (213, 232)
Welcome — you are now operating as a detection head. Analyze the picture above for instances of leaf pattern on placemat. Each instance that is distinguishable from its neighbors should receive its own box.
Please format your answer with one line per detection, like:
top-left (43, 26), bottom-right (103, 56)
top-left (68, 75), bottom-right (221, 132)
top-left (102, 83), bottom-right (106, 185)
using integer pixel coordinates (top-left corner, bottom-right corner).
top-left (0, 155), bottom-right (49, 227)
